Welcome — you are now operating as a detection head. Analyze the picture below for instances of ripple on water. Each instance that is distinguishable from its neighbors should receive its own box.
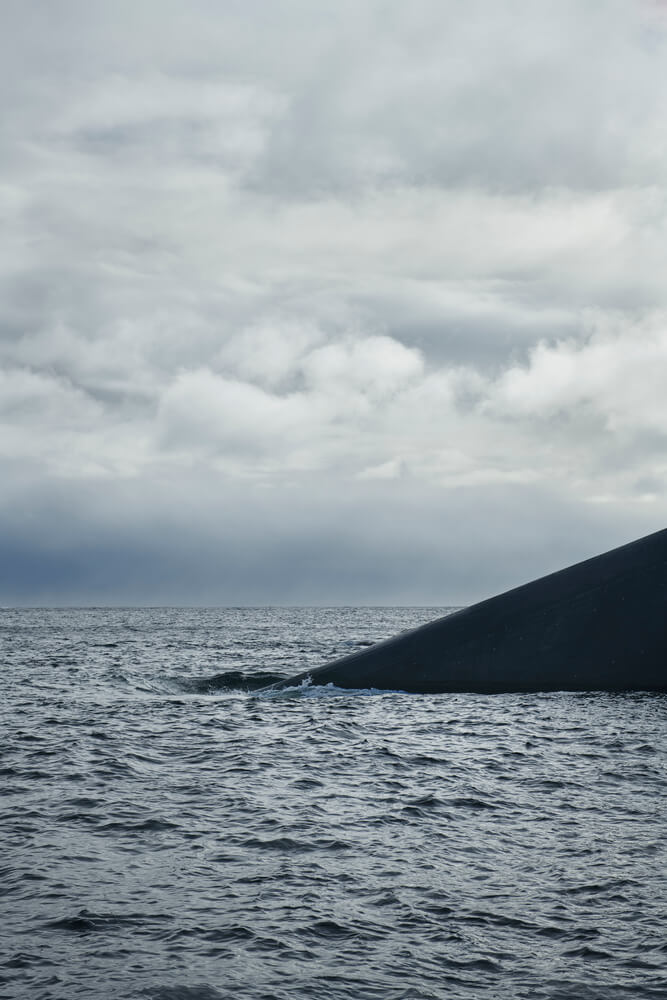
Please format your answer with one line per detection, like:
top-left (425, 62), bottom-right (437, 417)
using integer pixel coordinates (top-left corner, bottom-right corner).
top-left (0, 607), bottom-right (665, 1000)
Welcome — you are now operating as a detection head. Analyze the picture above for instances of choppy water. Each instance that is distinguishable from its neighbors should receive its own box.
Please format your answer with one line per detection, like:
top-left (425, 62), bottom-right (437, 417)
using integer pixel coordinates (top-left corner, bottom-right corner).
top-left (2, 607), bottom-right (666, 1000)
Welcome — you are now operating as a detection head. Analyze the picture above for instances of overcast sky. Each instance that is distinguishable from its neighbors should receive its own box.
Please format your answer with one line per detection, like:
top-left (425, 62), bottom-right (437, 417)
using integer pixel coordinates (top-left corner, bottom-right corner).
top-left (2, 0), bottom-right (667, 605)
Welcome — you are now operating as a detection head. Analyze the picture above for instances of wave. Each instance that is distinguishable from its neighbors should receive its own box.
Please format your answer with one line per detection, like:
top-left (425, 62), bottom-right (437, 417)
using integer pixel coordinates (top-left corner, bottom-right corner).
top-left (177, 670), bottom-right (286, 693)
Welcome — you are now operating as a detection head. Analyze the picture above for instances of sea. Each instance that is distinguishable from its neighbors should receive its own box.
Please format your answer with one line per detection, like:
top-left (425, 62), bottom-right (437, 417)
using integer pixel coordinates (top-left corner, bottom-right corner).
top-left (2, 607), bottom-right (666, 1000)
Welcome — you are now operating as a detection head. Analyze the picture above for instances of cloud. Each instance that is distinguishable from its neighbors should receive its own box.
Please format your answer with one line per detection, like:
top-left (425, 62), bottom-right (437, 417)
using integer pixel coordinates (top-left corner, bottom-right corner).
top-left (1, 467), bottom-right (654, 606)
top-left (489, 314), bottom-right (667, 436)
top-left (1, 0), bottom-right (667, 602)
top-left (157, 368), bottom-right (312, 459)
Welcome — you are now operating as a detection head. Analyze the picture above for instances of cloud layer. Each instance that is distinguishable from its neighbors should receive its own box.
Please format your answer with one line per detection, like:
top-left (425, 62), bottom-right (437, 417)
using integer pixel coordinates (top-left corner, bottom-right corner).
top-left (1, 0), bottom-right (666, 603)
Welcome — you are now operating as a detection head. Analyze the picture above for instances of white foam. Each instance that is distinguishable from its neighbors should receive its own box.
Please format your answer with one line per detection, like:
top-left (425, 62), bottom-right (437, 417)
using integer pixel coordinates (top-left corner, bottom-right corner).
top-left (257, 677), bottom-right (407, 699)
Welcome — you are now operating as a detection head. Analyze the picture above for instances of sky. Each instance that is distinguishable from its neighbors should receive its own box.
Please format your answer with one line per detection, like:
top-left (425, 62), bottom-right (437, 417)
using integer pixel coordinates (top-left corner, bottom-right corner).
top-left (2, 0), bottom-right (667, 605)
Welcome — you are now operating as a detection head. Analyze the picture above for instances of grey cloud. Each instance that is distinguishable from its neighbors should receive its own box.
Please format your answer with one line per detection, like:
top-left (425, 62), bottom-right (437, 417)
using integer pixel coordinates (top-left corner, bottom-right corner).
top-left (6, 2), bottom-right (666, 198)
top-left (0, 469), bottom-right (655, 606)
top-left (246, 1), bottom-right (667, 197)
top-left (350, 281), bottom-right (576, 371)
top-left (1, 1), bottom-right (667, 603)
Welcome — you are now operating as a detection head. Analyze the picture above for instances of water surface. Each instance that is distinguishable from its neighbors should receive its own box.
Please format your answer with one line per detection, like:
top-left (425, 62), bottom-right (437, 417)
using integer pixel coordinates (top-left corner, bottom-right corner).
top-left (2, 607), bottom-right (666, 999)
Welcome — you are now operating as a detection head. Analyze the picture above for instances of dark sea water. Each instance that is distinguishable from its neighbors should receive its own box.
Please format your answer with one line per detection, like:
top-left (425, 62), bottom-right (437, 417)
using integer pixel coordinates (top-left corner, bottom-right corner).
top-left (2, 607), bottom-right (666, 1000)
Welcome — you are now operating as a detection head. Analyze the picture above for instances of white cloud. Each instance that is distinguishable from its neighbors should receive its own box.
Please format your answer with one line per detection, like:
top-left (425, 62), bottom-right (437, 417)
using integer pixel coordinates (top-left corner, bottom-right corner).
top-left (358, 458), bottom-right (406, 481)
top-left (157, 368), bottom-right (311, 458)
top-left (218, 320), bottom-right (325, 390)
top-left (0, 368), bottom-right (100, 430)
top-left (2, 0), bottom-right (667, 600)
top-left (488, 315), bottom-right (667, 437)
top-left (302, 335), bottom-right (423, 399)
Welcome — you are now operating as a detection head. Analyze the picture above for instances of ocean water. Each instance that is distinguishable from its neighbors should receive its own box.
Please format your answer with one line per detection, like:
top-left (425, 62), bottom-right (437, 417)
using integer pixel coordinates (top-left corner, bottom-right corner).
top-left (2, 607), bottom-right (666, 1000)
